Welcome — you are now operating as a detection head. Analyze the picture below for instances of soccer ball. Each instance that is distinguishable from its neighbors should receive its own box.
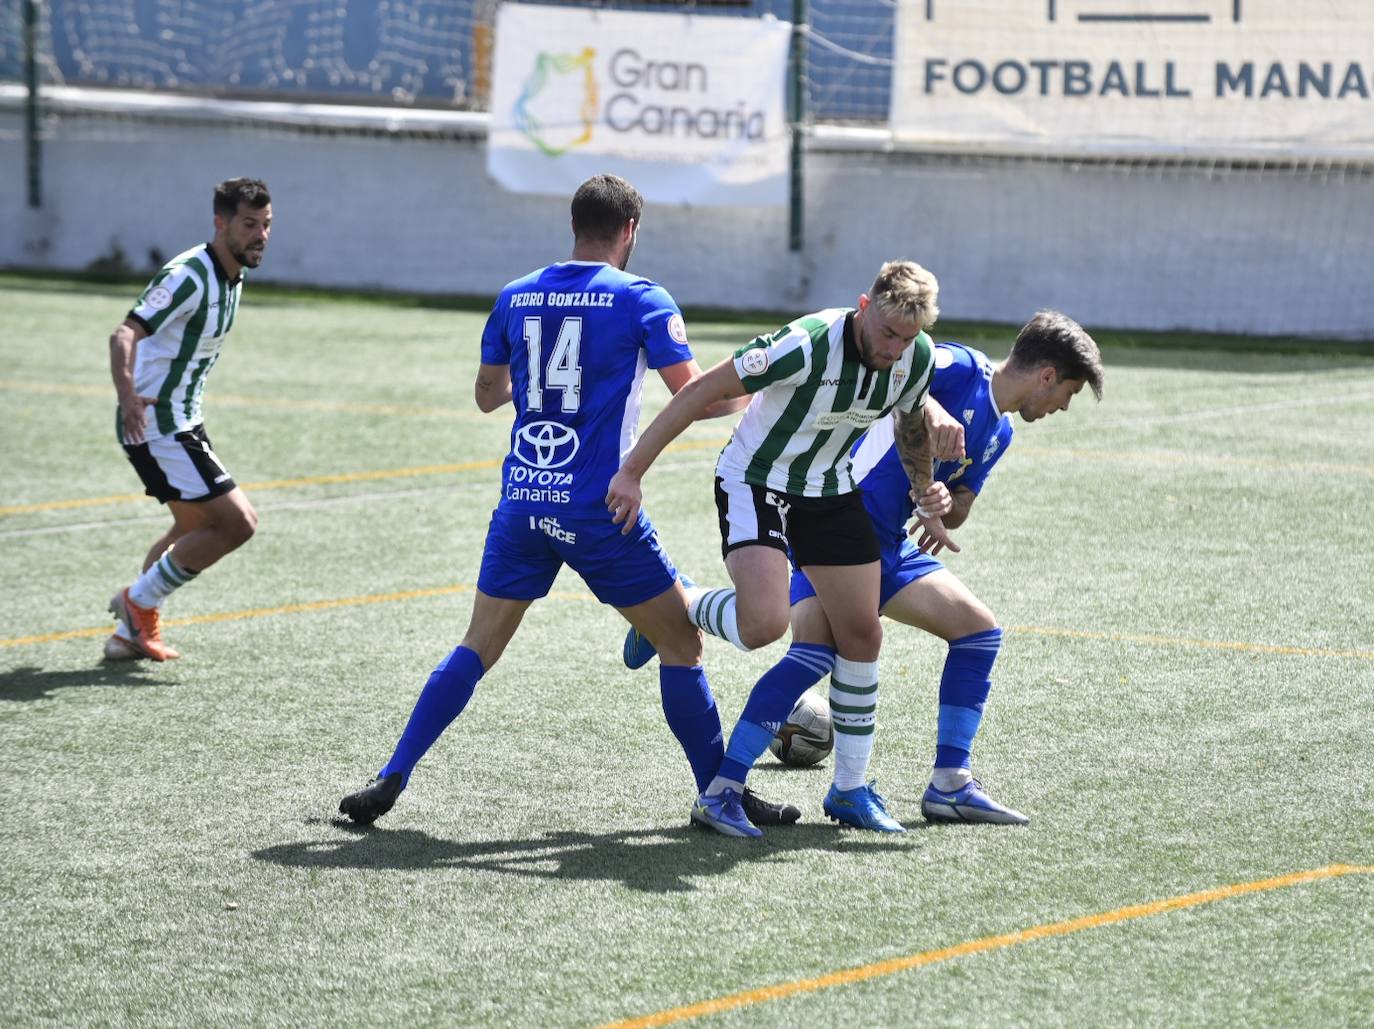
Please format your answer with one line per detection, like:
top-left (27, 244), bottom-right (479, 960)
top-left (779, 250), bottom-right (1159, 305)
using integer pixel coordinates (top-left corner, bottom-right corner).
top-left (767, 690), bottom-right (833, 767)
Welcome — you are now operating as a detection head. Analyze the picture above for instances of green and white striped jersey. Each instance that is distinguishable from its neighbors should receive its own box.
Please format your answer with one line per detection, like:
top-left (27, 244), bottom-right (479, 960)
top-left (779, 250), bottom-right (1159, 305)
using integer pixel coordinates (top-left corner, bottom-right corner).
top-left (118, 243), bottom-right (244, 443)
top-left (716, 308), bottom-right (934, 497)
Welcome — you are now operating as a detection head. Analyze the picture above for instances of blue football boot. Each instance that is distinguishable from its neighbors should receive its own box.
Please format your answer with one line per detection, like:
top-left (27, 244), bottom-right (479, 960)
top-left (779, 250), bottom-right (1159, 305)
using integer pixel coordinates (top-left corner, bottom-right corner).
top-left (823, 780), bottom-right (905, 833)
top-left (622, 574), bottom-right (694, 669)
top-left (690, 787), bottom-right (763, 838)
top-left (921, 778), bottom-right (1029, 825)
top-left (622, 626), bottom-right (658, 670)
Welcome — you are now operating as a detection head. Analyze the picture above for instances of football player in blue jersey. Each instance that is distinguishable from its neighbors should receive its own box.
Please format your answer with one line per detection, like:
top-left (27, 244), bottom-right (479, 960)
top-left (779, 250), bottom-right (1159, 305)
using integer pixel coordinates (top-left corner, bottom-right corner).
top-left (791, 310), bottom-right (1104, 824)
top-left (339, 174), bottom-right (794, 826)
top-left (622, 310), bottom-right (1102, 825)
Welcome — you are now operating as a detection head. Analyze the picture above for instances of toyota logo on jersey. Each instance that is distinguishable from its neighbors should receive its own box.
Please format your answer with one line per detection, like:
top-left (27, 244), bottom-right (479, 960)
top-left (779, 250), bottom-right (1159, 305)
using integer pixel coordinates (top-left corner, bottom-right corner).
top-left (514, 420), bottom-right (580, 469)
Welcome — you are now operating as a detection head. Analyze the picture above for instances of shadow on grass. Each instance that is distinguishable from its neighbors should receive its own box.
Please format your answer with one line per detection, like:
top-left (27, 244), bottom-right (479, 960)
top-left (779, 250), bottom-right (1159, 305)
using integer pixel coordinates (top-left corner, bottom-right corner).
top-left (0, 663), bottom-right (173, 702)
top-left (254, 821), bottom-right (925, 893)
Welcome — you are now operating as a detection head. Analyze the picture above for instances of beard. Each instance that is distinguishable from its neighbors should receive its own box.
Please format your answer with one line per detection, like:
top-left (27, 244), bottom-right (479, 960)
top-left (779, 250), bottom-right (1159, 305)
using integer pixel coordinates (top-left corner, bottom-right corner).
top-left (858, 339), bottom-right (894, 371)
top-left (231, 243), bottom-right (265, 268)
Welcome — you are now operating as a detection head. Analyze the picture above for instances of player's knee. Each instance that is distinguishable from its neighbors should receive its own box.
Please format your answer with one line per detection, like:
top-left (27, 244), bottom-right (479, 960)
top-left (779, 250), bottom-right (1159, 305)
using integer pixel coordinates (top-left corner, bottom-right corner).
top-left (836, 620), bottom-right (883, 663)
top-left (654, 625), bottom-right (704, 667)
top-left (737, 609), bottom-right (788, 651)
top-left (957, 600), bottom-right (997, 638)
top-left (220, 507), bottom-right (258, 549)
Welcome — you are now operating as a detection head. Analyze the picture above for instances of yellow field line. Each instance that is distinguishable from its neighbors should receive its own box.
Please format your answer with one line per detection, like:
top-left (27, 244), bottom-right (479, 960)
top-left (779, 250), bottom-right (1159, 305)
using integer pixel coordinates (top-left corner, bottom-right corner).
top-left (0, 582), bottom-right (604, 649)
top-left (0, 460), bottom-right (501, 515)
top-left (4, 590), bottom-right (1371, 659)
top-left (0, 439), bottom-right (727, 516)
top-left (1011, 624), bottom-right (1374, 662)
top-left (1014, 444), bottom-right (1374, 479)
top-left (595, 864), bottom-right (1374, 1029)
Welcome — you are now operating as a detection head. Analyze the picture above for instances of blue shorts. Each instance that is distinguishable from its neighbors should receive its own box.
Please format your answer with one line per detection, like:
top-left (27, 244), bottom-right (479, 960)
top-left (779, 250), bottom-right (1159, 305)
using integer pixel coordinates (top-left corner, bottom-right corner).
top-left (789, 537), bottom-right (944, 610)
top-left (477, 506), bottom-right (678, 609)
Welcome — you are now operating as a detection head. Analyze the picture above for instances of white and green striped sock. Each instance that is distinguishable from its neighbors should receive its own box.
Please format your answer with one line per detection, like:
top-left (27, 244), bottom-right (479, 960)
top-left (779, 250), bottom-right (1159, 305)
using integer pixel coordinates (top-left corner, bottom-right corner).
top-left (128, 550), bottom-right (199, 609)
top-left (686, 587), bottom-right (749, 652)
top-left (829, 657), bottom-right (879, 791)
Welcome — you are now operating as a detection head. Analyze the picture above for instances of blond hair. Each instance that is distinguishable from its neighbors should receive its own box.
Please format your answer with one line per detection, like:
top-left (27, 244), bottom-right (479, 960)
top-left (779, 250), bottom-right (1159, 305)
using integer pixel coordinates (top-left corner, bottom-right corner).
top-left (870, 260), bottom-right (940, 330)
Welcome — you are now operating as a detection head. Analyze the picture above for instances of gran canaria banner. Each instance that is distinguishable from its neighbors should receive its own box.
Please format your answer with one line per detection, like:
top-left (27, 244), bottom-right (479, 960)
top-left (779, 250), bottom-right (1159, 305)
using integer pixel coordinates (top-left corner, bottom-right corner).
top-left (488, 5), bottom-right (791, 205)
top-left (893, 0), bottom-right (1374, 158)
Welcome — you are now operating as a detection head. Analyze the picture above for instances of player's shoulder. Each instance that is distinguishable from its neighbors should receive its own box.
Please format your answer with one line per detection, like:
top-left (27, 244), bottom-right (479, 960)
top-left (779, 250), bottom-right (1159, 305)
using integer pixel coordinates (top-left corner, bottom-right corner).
top-left (934, 341), bottom-right (988, 373)
top-left (497, 265), bottom-right (548, 297)
top-left (154, 245), bottom-right (213, 285)
top-left (599, 266), bottom-right (675, 302)
top-left (933, 341), bottom-right (991, 392)
top-left (134, 245), bottom-right (211, 313)
top-left (906, 328), bottom-right (936, 366)
top-left (786, 307), bottom-right (848, 344)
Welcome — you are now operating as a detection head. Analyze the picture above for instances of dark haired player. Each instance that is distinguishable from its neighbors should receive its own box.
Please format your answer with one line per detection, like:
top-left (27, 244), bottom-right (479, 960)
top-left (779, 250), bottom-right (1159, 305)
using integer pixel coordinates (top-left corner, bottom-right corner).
top-left (338, 174), bottom-right (798, 828)
top-left (105, 177), bottom-right (272, 662)
top-left (791, 310), bottom-right (1104, 823)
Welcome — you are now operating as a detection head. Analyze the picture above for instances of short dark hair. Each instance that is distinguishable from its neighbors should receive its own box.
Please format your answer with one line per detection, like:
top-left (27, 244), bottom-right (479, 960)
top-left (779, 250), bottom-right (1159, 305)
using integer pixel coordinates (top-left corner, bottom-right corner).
top-left (571, 174), bottom-right (642, 243)
top-left (213, 178), bottom-right (271, 219)
top-left (1007, 310), bottom-right (1104, 400)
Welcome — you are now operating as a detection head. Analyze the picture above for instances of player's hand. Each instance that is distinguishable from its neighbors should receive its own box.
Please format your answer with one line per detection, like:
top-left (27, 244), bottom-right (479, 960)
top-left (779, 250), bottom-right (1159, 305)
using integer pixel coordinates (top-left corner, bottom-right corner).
top-left (910, 482), bottom-right (952, 519)
top-left (118, 394), bottom-right (157, 445)
top-left (605, 469), bottom-right (643, 535)
top-left (914, 512), bottom-right (961, 556)
top-left (924, 402), bottom-right (965, 462)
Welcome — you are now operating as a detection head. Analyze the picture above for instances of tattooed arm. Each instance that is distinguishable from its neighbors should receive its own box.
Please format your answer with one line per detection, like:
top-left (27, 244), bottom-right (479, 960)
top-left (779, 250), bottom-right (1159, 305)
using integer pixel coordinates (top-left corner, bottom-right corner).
top-left (474, 363), bottom-right (513, 412)
top-left (894, 407), bottom-right (935, 496)
top-left (895, 404), bottom-right (962, 555)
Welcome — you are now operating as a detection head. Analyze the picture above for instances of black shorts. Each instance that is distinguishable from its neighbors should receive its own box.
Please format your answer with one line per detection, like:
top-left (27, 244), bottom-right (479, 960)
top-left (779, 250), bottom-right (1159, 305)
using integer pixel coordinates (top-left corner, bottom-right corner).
top-left (713, 476), bottom-right (880, 567)
top-left (122, 423), bottom-right (237, 504)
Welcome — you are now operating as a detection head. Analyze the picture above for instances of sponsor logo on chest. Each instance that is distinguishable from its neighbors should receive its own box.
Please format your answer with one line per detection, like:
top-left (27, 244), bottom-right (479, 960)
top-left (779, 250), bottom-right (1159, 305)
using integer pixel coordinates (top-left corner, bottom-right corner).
top-left (814, 408), bottom-right (883, 429)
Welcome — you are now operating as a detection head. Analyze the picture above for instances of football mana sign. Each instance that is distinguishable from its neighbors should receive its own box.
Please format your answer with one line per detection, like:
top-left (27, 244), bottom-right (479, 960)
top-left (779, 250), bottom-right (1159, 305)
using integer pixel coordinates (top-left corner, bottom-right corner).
top-left (488, 5), bottom-right (792, 206)
top-left (894, 1), bottom-right (1374, 159)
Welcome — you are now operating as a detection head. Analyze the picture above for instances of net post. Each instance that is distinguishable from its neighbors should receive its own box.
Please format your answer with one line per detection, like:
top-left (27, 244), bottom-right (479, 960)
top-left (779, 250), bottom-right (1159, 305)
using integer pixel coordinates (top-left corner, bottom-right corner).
top-left (788, 0), bottom-right (807, 253)
top-left (24, 0), bottom-right (42, 209)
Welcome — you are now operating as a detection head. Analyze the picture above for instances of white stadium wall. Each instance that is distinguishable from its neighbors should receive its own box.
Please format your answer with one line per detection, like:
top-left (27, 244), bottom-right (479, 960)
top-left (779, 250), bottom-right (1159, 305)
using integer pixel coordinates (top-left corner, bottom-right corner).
top-left (2, 111), bottom-right (1372, 339)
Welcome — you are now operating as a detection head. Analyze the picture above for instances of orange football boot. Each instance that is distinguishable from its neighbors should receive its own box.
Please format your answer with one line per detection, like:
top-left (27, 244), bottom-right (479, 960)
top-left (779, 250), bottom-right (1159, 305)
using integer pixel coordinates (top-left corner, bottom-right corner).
top-left (108, 589), bottom-right (180, 661)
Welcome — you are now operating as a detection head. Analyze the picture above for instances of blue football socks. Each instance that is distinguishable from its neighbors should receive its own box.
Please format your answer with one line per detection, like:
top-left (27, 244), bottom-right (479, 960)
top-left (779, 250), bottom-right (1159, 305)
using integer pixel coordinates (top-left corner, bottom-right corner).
top-left (379, 645), bottom-right (485, 788)
top-left (710, 642), bottom-right (835, 790)
top-left (659, 664), bottom-right (725, 793)
top-left (934, 627), bottom-right (1003, 771)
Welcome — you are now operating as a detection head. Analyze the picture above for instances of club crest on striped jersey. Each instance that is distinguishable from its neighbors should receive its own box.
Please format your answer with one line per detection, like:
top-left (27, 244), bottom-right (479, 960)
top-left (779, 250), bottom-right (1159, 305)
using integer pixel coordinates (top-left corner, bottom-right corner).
top-left (145, 286), bottom-right (173, 310)
top-left (741, 348), bottom-right (770, 375)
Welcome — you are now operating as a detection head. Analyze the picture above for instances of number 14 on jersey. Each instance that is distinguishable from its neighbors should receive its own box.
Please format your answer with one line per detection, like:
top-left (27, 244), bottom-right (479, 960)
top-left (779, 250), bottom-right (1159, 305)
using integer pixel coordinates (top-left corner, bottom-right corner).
top-left (524, 316), bottom-right (583, 413)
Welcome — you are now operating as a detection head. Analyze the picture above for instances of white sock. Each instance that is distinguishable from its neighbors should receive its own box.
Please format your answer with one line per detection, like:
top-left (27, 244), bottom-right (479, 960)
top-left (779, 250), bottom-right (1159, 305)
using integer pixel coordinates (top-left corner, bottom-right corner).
top-left (829, 657), bottom-right (879, 790)
top-left (128, 550), bottom-right (198, 609)
top-left (686, 587), bottom-right (749, 652)
top-left (704, 774), bottom-right (745, 798)
top-left (931, 767), bottom-right (973, 792)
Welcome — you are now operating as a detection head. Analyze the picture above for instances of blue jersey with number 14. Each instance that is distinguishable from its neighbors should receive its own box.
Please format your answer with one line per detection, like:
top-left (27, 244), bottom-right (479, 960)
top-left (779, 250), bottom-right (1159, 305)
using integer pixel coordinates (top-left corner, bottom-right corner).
top-left (480, 260), bottom-right (693, 514)
top-left (851, 342), bottom-right (1015, 545)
